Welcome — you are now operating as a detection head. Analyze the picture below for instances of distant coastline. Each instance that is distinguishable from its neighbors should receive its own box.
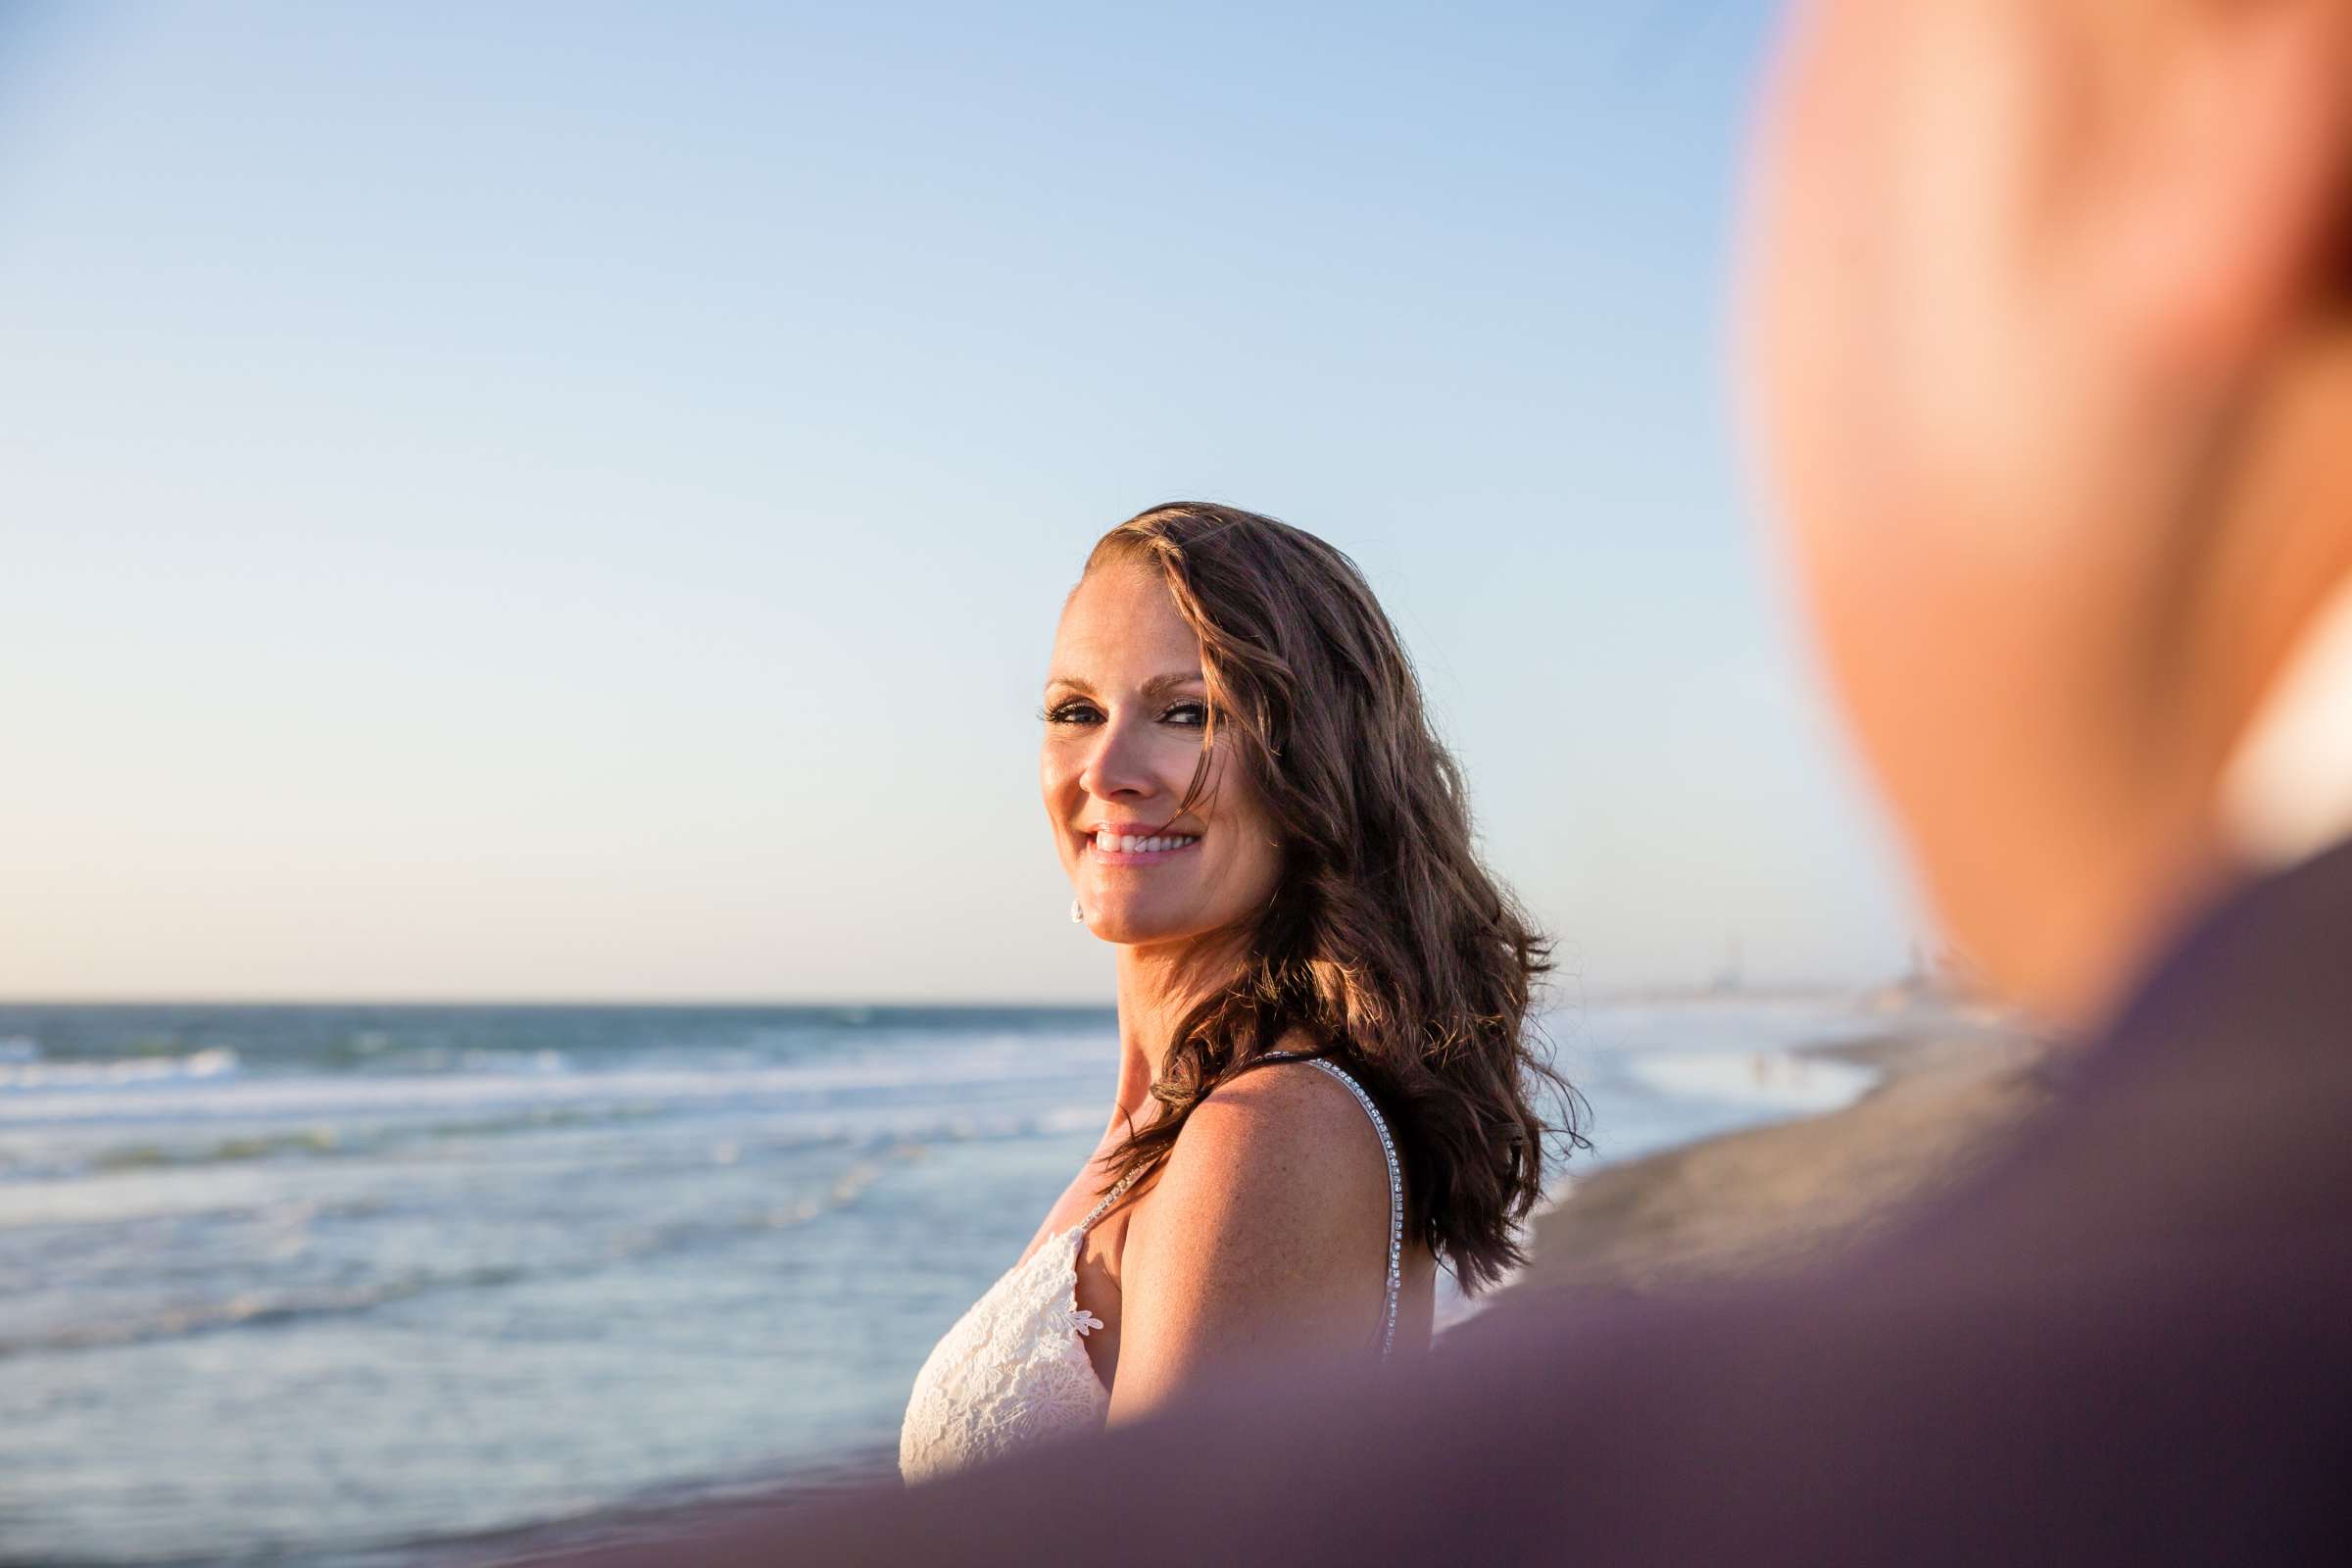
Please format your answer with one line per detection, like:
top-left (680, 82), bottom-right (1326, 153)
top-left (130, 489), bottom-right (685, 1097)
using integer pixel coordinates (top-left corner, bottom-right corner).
top-left (1500, 1010), bottom-right (2054, 1301)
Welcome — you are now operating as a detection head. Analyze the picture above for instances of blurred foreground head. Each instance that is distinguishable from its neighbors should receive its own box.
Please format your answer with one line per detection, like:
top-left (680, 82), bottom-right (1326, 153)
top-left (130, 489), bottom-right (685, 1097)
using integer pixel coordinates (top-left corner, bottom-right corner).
top-left (1745, 0), bottom-right (2352, 1028)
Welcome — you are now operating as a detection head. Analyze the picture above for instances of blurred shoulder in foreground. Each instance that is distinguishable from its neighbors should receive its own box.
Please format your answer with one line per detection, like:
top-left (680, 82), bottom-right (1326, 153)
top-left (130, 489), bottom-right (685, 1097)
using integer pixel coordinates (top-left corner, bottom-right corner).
top-left (539, 841), bottom-right (2352, 1562)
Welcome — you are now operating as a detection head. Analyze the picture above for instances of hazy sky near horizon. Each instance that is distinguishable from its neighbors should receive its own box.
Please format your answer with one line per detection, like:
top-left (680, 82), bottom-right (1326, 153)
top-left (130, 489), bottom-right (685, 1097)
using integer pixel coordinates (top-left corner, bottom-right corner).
top-left (0, 1), bottom-right (1927, 1003)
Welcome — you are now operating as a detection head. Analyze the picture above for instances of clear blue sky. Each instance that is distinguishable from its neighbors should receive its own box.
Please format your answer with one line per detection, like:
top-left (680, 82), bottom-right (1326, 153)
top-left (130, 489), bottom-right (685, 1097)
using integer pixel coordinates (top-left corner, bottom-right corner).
top-left (0, 1), bottom-right (1924, 1002)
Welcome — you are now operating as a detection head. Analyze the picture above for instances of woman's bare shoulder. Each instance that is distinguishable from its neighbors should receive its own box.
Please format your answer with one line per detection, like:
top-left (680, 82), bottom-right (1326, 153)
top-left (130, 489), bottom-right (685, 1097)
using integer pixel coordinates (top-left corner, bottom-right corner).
top-left (1125, 1050), bottom-right (1390, 1272)
top-left (1105, 1051), bottom-right (1396, 1417)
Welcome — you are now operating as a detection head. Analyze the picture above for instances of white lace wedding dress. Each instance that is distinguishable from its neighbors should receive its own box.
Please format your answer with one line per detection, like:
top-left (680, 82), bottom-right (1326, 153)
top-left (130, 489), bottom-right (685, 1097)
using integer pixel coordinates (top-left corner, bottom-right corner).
top-left (898, 1054), bottom-right (1402, 1483)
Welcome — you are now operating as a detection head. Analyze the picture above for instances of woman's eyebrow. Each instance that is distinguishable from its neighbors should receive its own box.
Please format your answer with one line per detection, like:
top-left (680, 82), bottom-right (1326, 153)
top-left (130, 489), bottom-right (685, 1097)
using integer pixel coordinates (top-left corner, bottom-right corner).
top-left (1042, 670), bottom-right (1205, 698)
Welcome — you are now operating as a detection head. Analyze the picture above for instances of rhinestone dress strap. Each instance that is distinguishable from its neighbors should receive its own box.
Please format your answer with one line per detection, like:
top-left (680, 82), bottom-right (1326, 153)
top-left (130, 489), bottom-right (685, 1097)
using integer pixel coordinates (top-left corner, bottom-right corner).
top-left (1254, 1052), bottom-right (1403, 1359)
top-left (1075, 1166), bottom-right (1139, 1236)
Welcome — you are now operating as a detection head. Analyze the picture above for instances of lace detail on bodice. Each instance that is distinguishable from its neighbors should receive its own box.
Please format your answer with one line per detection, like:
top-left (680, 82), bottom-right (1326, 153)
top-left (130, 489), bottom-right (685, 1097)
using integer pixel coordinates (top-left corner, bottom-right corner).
top-left (898, 1054), bottom-right (1401, 1484)
top-left (897, 1174), bottom-right (1132, 1484)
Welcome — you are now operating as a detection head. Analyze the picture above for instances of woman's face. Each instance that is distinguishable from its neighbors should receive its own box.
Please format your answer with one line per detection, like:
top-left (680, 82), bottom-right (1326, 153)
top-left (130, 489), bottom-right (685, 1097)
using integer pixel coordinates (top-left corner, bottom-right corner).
top-left (1042, 561), bottom-right (1283, 949)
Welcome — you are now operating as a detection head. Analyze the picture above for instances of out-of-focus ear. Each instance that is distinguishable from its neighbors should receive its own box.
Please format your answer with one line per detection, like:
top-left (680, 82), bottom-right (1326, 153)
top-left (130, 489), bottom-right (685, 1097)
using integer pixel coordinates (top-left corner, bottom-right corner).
top-left (2087, 2), bottom-right (2352, 776)
top-left (2096, 1), bottom-right (2352, 386)
top-left (2194, 318), bottom-right (2352, 769)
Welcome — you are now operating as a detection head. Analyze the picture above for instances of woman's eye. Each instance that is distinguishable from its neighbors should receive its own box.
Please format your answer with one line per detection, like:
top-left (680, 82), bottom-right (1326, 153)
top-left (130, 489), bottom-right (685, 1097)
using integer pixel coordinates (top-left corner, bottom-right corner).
top-left (1038, 700), bottom-right (1205, 727)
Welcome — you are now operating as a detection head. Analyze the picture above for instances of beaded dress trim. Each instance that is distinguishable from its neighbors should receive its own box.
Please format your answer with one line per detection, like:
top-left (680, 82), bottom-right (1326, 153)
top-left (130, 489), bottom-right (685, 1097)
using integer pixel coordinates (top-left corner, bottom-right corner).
top-left (1255, 1052), bottom-right (1403, 1356)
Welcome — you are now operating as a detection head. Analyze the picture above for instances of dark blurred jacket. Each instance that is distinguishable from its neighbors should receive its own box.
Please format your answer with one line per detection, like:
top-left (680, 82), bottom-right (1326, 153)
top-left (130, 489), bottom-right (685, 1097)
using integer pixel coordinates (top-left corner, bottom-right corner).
top-left (563, 838), bottom-right (2352, 1565)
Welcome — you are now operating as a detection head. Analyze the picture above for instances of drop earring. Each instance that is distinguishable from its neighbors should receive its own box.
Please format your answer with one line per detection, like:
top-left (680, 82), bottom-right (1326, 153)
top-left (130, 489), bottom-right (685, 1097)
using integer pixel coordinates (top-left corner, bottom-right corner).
top-left (1070, 898), bottom-right (1086, 923)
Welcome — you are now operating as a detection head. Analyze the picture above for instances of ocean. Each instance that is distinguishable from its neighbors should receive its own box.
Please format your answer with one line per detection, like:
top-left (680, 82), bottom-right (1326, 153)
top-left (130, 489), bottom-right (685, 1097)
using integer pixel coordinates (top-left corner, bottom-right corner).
top-left (0, 997), bottom-right (1889, 1566)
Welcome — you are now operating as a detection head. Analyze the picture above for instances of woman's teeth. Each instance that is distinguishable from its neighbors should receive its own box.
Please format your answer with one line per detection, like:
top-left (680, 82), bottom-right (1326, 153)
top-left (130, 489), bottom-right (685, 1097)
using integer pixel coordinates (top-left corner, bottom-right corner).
top-left (1094, 830), bottom-right (1199, 855)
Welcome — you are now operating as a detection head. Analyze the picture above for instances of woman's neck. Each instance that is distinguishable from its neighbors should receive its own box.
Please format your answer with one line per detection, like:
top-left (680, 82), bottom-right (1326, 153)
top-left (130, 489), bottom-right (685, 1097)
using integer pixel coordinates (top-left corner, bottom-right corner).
top-left (1106, 931), bottom-right (1246, 1133)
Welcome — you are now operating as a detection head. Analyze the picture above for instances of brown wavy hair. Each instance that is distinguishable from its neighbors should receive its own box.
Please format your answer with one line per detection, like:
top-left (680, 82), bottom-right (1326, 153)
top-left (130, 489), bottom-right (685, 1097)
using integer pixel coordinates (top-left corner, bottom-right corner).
top-left (1087, 502), bottom-right (1585, 1293)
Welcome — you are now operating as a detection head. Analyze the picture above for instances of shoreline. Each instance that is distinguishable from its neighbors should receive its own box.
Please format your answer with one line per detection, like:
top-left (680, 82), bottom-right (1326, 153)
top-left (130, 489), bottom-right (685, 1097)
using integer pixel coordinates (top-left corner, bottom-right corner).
top-left (401, 1452), bottom-right (897, 1568)
top-left (1497, 1011), bottom-right (2057, 1301)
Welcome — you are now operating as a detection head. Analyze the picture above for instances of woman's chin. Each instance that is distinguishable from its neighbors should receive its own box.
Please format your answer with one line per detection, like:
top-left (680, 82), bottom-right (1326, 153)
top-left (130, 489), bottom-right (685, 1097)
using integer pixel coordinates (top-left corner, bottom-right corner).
top-left (1081, 911), bottom-right (1149, 945)
top-left (1082, 906), bottom-right (1251, 956)
top-left (1080, 906), bottom-right (1185, 947)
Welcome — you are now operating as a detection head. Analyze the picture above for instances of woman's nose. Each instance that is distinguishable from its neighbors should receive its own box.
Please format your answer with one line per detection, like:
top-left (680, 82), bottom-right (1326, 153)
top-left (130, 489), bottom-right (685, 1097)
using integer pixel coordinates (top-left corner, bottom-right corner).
top-left (1079, 715), bottom-right (1160, 802)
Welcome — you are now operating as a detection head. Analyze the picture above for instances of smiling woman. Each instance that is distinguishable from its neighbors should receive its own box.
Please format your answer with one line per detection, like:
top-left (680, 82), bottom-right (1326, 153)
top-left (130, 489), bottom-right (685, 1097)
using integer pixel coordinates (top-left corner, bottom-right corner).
top-left (898, 503), bottom-right (1583, 1482)
top-left (1042, 567), bottom-right (1282, 948)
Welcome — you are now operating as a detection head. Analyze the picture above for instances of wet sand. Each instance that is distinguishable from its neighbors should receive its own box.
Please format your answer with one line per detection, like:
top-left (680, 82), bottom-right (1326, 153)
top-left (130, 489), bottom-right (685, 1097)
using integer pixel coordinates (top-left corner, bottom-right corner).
top-left (1502, 1013), bottom-right (2061, 1299)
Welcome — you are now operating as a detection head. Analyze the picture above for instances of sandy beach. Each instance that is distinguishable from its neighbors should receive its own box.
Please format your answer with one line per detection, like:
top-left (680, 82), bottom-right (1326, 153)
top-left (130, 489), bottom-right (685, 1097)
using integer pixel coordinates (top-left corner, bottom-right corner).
top-left (1502, 1009), bottom-right (2059, 1300)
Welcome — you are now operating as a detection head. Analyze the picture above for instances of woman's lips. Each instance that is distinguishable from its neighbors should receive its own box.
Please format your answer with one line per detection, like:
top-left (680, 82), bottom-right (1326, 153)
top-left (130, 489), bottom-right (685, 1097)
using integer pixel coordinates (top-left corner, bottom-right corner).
top-left (1085, 828), bottom-right (1202, 865)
